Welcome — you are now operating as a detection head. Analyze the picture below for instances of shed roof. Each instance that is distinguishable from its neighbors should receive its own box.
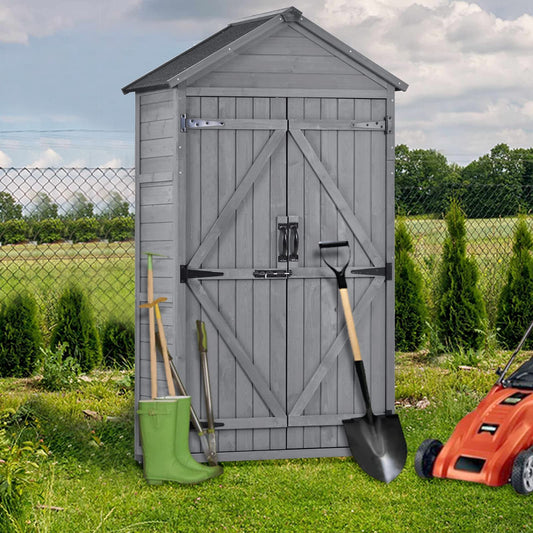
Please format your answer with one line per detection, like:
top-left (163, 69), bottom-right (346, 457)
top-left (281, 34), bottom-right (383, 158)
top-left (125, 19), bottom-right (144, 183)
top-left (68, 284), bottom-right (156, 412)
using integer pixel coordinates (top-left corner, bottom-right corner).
top-left (122, 6), bottom-right (407, 94)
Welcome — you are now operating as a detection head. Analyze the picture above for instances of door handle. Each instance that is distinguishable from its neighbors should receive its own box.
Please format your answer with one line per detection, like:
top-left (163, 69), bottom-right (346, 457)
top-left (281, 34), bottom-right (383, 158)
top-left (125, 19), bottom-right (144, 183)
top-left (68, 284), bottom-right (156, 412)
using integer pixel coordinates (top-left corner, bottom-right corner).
top-left (278, 223), bottom-right (288, 261)
top-left (289, 222), bottom-right (299, 261)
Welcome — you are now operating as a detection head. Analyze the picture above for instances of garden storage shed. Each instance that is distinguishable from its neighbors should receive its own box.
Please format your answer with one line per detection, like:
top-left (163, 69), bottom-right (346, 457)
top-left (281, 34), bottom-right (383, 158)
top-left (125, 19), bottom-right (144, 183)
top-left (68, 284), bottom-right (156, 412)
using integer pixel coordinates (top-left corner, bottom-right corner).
top-left (123, 6), bottom-right (408, 462)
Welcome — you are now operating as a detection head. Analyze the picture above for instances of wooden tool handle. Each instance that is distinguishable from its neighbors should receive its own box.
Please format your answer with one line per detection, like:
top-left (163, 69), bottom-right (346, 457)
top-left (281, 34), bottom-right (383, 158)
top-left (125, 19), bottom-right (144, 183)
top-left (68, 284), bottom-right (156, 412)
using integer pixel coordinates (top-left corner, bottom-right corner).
top-left (196, 320), bottom-right (208, 353)
top-left (340, 288), bottom-right (362, 362)
top-left (154, 304), bottom-right (176, 396)
top-left (146, 263), bottom-right (157, 399)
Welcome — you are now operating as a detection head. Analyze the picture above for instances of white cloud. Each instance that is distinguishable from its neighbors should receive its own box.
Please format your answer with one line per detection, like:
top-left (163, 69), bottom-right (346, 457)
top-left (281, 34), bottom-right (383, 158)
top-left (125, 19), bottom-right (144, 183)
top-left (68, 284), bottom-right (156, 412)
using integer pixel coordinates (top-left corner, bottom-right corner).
top-left (102, 158), bottom-right (123, 168)
top-left (314, 0), bottom-right (533, 162)
top-left (0, 150), bottom-right (12, 167)
top-left (0, 0), bottom-right (141, 43)
top-left (30, 148), bottom-right (63, 168)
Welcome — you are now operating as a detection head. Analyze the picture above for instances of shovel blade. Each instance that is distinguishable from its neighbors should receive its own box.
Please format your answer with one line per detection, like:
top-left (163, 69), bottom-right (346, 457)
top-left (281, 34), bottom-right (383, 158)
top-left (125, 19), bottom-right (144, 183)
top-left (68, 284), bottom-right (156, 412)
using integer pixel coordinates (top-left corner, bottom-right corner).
top-left (343, 413), bottom-right (407, 483)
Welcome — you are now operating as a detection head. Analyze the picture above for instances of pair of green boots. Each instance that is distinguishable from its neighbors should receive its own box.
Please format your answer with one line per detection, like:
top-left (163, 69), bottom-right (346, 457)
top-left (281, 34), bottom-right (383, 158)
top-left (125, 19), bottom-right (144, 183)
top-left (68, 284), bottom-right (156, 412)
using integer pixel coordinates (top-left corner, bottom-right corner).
top-left (138, 396), bottom-right (223, 484)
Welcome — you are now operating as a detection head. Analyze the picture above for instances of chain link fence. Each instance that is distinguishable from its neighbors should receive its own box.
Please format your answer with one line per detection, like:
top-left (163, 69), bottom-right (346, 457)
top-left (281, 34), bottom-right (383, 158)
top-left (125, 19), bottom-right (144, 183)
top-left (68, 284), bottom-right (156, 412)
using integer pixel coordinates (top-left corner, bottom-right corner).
top-left (0, 169), bottom-right (526, 328)
top-left (0, 168), bottom-right (135, 330)
top-left (398, 184), bottom-right (533, 320)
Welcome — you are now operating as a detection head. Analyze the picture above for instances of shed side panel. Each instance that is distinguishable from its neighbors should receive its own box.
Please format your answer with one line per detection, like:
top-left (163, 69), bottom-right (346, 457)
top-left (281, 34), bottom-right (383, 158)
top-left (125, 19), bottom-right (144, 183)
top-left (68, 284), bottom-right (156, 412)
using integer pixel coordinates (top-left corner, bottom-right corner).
top-left (137, 89), bottom-right (176, 408)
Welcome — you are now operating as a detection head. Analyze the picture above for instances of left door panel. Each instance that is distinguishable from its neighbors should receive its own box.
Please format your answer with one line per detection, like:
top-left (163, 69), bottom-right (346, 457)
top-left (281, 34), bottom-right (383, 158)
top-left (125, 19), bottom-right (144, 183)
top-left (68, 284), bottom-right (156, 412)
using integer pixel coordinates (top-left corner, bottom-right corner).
top-left (183, 97), bottom-right (290, 456)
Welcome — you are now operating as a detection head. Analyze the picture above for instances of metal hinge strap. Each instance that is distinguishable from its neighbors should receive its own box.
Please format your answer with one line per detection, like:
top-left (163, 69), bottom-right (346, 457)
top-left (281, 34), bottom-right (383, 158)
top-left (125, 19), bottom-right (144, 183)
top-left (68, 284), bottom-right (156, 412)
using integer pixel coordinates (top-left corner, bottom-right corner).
top-left (351, 262), bottom-right (392, 280)
top-left (180, 265), bottom-right (224, 283)
top-left (180, 114), bottom-right (225, 133)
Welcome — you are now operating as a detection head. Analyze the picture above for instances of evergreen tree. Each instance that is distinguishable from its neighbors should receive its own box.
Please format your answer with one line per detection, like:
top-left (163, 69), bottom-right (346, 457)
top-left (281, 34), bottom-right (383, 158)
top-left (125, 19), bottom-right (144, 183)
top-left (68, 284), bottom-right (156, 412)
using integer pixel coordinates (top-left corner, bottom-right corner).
top-left (50, 285), bottom-right (102, 372)
top-left (436, 199), bottom-right (485, 351)
top-left (496, 217), bottom-right (533, 349)
top-left (395, 220), bottom-right (427, 351)
top-left (0, 293), bottom-right (42, 377)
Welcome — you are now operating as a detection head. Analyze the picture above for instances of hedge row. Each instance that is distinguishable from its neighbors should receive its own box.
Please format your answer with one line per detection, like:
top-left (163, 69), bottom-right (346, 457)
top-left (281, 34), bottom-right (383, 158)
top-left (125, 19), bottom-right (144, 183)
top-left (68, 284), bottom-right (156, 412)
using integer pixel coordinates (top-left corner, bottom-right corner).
top-left (0, 216), bottom-right (134, 245)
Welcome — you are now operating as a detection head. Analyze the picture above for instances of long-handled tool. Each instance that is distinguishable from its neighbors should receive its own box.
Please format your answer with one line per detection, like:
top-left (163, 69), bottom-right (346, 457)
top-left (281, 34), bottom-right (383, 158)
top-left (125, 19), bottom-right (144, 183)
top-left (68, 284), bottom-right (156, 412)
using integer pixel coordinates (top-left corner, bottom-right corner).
top-left (140, 296), bottom-right (176, 397)
top-left (143, 252), bottom-right (160, 399)
top-left (196, 320), bottom-right (219, 466)
top-left (319, 240), bottom-right (407, 483)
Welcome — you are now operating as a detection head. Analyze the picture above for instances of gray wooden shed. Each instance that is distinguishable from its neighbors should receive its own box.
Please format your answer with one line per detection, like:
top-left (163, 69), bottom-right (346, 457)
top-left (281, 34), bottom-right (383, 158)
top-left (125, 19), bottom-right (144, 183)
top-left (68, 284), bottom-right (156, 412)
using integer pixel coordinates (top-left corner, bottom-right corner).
top-left (123, 6), bottom-right (407, 462)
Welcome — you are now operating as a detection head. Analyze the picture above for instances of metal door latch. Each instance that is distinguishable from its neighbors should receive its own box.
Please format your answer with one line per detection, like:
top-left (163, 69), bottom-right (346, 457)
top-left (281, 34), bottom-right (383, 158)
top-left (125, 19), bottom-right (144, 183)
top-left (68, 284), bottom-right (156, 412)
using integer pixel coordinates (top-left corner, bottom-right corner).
top-left (253, 269), bottom-right (293, 279)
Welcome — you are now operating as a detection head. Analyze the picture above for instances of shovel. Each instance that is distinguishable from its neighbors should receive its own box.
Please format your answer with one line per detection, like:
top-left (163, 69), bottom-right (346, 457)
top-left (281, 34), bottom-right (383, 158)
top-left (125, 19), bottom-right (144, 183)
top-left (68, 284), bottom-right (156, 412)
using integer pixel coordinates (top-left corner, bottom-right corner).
top-left (319, 240), bottom-right (407, 483)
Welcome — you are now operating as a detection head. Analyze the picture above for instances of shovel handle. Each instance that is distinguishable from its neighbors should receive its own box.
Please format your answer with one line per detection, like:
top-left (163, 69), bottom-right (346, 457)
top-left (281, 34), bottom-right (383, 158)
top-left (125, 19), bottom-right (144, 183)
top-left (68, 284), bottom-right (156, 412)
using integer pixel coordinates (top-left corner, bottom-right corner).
top-left (340, 288), bottom-right (362, 363)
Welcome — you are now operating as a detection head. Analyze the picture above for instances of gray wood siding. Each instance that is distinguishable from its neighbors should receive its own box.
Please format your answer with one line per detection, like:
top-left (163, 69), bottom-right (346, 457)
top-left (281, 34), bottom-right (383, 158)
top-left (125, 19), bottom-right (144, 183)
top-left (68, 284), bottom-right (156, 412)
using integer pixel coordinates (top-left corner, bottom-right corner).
top-left (137, 88), bottom-right (176, 409)
top-left (191, 26), bottom-right (385, 92)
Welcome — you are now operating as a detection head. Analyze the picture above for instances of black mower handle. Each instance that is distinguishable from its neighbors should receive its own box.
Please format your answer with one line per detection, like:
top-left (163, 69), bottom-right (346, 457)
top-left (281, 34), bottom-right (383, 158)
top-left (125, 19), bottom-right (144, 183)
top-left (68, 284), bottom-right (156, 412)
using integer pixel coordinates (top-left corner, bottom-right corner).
top-left (319, 240), bottom-right (349, 249)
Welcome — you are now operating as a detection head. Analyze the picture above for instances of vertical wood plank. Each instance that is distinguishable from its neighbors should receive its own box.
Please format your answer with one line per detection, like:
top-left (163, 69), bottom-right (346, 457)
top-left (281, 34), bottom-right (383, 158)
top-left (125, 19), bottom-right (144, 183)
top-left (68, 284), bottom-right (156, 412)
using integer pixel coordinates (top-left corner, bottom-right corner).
top-left (235, 97), bottom-right (254, 451)
top-left (370, 98), bottom-right (387, 414)
top-left (287, 97), bottom-right (304, 449)
top-left (269, 96), bottom-right (288, 450)
top-left (386, 89), bottom-right (396, 414)
top-left (199, 97), bottom-right (221, 449)
top-left (185, 96), bottom-right (204, 449)
top-left (253, 97), bottom-right (272, 450)
top-left (302, 97), bottom-right (322, 449)
top-left (217, 96), bottom-right (237, 451)
top-left (336, 98), bottom-right (355, 443)
top-left (353, 99), bottom-right (372, 415)
top-left (320, 98), bottom-right (339, 448)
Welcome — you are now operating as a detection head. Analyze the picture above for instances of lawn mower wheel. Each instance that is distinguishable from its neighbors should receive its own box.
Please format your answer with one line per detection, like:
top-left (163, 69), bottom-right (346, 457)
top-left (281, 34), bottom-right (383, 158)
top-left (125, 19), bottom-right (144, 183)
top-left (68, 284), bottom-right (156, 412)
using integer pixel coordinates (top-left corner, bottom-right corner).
top-left (415, 439), bottom-right (443, 479)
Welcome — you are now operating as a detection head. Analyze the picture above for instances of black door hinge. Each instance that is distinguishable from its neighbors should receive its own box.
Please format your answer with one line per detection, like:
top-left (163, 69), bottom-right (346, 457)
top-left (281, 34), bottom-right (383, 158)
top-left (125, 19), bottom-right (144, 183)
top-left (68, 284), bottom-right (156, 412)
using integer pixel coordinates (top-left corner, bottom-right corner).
top-left (180, 265), bottom-right (224, 283)
top-left (351, 262), bottom-right (392, 281)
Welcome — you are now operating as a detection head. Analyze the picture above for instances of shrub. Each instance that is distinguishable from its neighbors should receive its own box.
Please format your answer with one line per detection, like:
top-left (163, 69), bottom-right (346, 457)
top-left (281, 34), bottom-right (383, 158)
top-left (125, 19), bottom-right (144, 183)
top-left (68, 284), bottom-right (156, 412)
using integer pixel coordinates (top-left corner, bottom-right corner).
top-left (39, 344), bottom-right (81, 392)
top-left (395, 220), bottom-right (427, 351)
top-left (64, 217), bottom-right (100, 243)
top-left (0, 293), bottom-right (42, 377)
top-left (0, 410), bottom-right (46, 532)
top-left (100, 216), bottom-right (135, 242)
top-left (0, 219), bottom-right (28, 245)
top-left (29, 218), bottom-right (65, 244)
top-left (101, 317), bottom-right (135, 368)
top-left (49, 285), bottom-right (102, 372)
top-left (435, 199), bottom-right (486, 351)
top-left (496, 217), bottom-right (533, 349)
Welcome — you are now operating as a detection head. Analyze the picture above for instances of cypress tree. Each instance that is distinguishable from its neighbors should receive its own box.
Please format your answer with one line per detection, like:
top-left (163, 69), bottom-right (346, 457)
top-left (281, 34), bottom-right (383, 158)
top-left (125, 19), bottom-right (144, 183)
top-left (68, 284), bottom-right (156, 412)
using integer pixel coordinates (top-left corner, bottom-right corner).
top-left (395, 220), bottom-right (427, 351)
top-left (436, 199), bottom-right (485, 350)
top-left (50, 285), bottom-right (102, 372)
top-left (496, 217), bottom-right (533, 349)
top-left (0, 292), bottom-right (42, 377)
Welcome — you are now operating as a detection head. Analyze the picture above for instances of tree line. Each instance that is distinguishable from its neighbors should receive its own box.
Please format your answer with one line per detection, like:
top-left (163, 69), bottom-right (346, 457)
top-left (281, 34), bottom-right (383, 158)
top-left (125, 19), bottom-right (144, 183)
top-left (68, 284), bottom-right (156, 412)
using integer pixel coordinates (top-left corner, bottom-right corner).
top-left (0, 191), bottom-right (134, 244)
top-left (0, 191), bottom-right (131, 222)
top-left (396, 143), bottom-right (533, 218)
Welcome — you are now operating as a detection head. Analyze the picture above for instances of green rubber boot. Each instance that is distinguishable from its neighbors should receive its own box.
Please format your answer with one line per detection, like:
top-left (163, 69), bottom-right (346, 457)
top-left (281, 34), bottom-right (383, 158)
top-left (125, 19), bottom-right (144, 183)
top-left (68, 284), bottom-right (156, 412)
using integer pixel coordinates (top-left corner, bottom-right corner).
top-left (137, 397), bottom-right (222, 485)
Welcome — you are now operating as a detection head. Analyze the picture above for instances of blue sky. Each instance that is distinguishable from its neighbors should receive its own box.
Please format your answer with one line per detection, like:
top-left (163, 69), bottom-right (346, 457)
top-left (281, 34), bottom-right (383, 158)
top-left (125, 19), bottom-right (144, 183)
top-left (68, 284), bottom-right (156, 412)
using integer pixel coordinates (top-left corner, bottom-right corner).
top-left (1, 0), bottom-right (533, 167)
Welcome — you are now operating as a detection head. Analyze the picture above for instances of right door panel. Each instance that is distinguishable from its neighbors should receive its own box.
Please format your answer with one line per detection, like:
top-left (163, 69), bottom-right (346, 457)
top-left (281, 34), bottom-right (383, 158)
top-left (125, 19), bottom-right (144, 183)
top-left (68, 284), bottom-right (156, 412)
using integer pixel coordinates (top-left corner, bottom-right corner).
top-left (286, 97), bottom-right (389, 450)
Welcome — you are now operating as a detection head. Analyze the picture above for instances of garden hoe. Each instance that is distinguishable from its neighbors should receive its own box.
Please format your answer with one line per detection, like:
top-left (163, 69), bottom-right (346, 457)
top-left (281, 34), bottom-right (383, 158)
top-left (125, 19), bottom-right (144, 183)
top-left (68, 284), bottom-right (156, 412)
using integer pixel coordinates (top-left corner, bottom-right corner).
top-left (196, 320), bottom-right (219, 466)
top-left (319, 241), bottom-right (407, 483)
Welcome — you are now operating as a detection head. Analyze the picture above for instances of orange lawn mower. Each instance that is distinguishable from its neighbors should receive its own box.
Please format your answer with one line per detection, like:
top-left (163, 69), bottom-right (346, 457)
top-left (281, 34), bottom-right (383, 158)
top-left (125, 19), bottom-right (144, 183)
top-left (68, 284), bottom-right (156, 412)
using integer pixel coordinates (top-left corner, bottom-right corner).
top-left (415, 320), bottom-right (533, 494)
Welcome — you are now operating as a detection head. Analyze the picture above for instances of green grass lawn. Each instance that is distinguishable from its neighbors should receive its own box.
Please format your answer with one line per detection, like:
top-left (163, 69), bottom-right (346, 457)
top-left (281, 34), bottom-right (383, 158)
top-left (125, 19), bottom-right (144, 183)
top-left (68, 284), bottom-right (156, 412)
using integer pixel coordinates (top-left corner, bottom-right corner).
top-left (1, 353), bottom-right (532, 532)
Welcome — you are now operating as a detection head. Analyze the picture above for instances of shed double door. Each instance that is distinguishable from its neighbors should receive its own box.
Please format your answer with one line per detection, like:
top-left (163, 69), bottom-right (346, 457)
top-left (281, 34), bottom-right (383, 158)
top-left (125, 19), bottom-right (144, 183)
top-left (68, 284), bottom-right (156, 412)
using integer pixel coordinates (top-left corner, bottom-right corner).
top-left (183, 96), bottom-right (390, 459)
